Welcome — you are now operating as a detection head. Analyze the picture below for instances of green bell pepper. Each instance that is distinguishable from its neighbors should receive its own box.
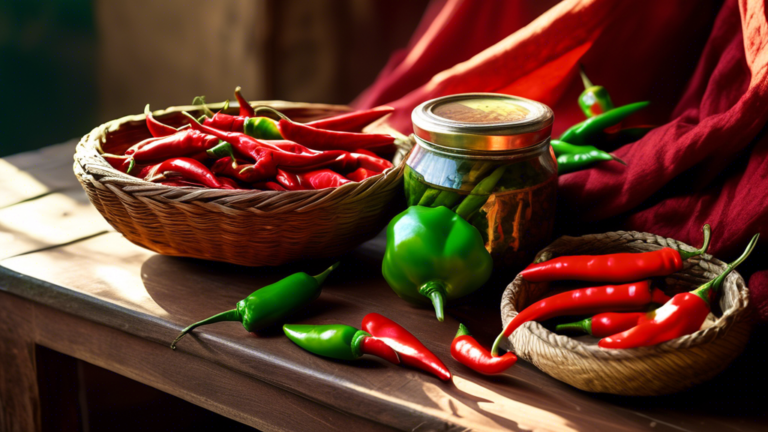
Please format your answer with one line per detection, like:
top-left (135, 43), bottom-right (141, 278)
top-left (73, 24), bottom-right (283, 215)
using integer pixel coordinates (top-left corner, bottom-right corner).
top-left (382, 206), bottom-right (493, 321)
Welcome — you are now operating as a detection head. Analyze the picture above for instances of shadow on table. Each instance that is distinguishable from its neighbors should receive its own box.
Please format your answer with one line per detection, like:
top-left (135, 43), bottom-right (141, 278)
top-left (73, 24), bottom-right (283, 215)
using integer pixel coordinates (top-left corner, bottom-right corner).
top-left (137, 232), bottom-right (768, 431)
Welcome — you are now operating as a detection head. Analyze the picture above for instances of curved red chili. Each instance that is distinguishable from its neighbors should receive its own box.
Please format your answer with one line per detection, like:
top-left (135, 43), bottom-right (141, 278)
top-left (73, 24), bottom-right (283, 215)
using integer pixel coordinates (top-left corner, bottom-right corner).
top-left (306, 106), bottom-right (394, 132)
top-left (555, 312), bottom-right (652, 337)
top-left (131, 130), bottom-right (220, 162)
top-left (102, 154), bottom-right (135, 174)
top-left (600, 234), bottom-right (759, 349)
top-left (203, 112), bottom-right (247, 133)
top-left (277, 119), bottom-right (395, 152)
top-left (211, 154), bottom-right (277, 183)
top-left (346, 168), bottom-right (378, 182)
top-left (234, 86), bottom-right (255, 117)
top-left (253, 181), bottom-right (287, 191)
top-left (491, 280), bottom-right (670, 356)
top-left (361, 313), bottom-right (451, 381)
top-left (144, 104), bottom-right (179, 137)
top-left (520, 224), bottom-right (711, 283)
top-left (451, 324), bottom-right (516, 375)
top-left (275, 169), bottom-right (351, 190)
top-left (144, 157), bottom-right (227, 189)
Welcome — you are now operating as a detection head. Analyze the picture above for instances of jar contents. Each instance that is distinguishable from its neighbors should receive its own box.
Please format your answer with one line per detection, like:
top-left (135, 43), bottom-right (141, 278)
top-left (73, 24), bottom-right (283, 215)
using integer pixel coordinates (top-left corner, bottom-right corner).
top-left (407, 93), bottom-right (557, 268)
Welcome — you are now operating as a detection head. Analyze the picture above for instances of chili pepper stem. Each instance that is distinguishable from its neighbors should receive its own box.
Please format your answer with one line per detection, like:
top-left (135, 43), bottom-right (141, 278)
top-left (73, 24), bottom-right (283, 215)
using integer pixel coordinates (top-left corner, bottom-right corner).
top-left (678, 224), bottom-right (712, 260)
top-left (555, 318), bottom-right (593, 335)
top-left (455, 323), bottom-right (471, 338)
top-left (579, 64), bottom-right (593, 89)
top-left (126, 158), bottom-right (135, 174)
top-left (609, 154), bottom-right (627, 165)
top-left (207, 142), bottom-right (238, 169)
top-left (419, 281), bottom-right (447, 322)
top-left (192, 96), bottom-right (215, 118)
top-left (692, 233), bottom-right (759, 303)
top-left (312, 262), bottom-right (340, 285)
top-left (170, 309), bottom-right (241, 350)
top-left (253, 106), bottom-right (290, 121)
top-left (490, 331), bottom-right (505, 357)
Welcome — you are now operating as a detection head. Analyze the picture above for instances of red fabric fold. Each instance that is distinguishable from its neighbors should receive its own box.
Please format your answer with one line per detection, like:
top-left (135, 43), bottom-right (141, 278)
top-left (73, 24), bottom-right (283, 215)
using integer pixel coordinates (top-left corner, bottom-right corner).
top-left (358, 0), bottom-right (768, 321)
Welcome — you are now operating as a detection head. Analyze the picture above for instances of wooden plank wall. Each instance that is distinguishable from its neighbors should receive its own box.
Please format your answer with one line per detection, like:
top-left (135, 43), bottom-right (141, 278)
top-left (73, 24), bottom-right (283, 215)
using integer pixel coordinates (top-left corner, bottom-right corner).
top-left (95, 0), bottom-right (430, 121)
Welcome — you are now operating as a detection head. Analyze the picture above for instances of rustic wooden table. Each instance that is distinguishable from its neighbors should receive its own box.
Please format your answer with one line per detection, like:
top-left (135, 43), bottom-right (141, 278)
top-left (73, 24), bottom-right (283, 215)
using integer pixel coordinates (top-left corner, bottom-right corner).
top-left (1, 141), bottom-right (766, 432)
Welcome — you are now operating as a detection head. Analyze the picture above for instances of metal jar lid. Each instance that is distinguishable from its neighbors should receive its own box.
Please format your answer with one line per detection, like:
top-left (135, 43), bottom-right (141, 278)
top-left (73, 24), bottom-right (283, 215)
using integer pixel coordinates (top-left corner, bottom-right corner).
top-left (411, 93), bottom-right (553, 151)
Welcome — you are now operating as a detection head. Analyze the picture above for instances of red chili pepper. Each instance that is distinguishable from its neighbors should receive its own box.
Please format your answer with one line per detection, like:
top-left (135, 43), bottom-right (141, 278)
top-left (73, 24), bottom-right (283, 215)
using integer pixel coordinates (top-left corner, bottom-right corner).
top-left (190, 115), bottom-right (346, 177)
top-left (600, 234), bottom-right (759, 349)
top-left (216, 176), bottom-right (240, 190)
top-left (130, 130), bottom-right (220, 162)
top-left (145, 157), bottom-right (228, 189)
top-left (346, 167), bottom-right (378, 182)
top-left (102, 154), bottom-right (135, 174)
top-left (211, 155), bottom-right (276, 183)
top-left (555, 312), bottom-right (653, 337)
top-left (277, 119), bottom-right (395, 152)
top-left (491, 280), bottom-right (670, 356)
top-left (306, 106), bottom-right (394, 132)
top-left (451, 324), bottom-right (517, 375)
top-left (520, 224), bottom-right (711, 283)
top-left (295, 169), bottom-right (351, 189)
top-left (275, 169), bottom-right (304, 191)
top-left (203, 112), bottom-right (247, 133)
top-left (144, 104), bottom-right (179, 137)
top-left (234, 86), bottom-right (255, 117)
top-left (330, 151), bottom-right (393, 173)
top-left (253, 181), bottom-right (287, 191)
top-left (275, 169), bottom-right (351, 190)
top-left (361, 313), bottom-right (451, 381)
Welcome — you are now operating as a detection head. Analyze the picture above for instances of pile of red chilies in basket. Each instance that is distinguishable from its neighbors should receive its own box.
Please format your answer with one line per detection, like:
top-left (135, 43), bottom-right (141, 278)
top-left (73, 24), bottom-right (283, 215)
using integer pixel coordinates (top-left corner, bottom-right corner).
top-left (101, 87), bottom-right (396, 191)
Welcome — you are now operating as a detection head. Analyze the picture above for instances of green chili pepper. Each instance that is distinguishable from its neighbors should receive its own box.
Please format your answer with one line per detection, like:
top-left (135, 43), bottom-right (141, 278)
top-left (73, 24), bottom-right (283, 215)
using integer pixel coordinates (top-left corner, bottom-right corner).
top-left (454, 165), bottom-right (506, 220)
top-left (559, 101), bottom-right (650, 145)
top-left (244, 117), bottom-right (284, 140)
top-left (431, 190), bottom-right (462, 208)
top-left (418, 188), bottom-right (441, 206)
top-left (578, 65), bottom-right (614, 118)
top-left (382, 206), bottom-right (493, 321)
top-left (556, 149), bottom-right (626, 174)
top-left (283, 324), bottom-right (400, 364)
top-left (170, 263), bottom-right (338, 349)
top-left (404, 166), bottom-right (430, 206)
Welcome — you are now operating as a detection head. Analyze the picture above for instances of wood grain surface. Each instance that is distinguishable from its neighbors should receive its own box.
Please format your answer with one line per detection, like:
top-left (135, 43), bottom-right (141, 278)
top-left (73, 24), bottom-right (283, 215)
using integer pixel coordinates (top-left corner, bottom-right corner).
top-left (1, 143), bottom-right (767, 431)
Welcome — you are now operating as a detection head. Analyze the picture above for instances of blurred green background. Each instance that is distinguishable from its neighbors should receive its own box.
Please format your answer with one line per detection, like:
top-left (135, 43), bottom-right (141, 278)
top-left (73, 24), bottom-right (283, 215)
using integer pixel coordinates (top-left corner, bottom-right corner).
top-left (0, 0), bottom-right (98, 157)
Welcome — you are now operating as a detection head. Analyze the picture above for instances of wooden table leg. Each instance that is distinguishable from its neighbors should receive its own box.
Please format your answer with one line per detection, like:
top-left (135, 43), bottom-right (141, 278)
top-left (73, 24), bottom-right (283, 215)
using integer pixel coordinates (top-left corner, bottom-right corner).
top-left (0, 293), bottom-right (40, 432)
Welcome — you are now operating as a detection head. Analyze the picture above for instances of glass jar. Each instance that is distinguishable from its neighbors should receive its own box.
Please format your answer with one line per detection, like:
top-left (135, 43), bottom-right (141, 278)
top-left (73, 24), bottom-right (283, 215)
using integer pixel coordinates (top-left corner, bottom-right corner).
top-left (406, 93), bottom-right (557, 268)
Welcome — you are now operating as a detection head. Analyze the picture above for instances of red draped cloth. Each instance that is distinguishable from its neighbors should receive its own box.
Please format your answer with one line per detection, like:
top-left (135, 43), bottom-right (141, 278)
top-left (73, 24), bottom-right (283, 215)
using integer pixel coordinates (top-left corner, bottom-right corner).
top-left (355, 0), bottom-right (768, 321)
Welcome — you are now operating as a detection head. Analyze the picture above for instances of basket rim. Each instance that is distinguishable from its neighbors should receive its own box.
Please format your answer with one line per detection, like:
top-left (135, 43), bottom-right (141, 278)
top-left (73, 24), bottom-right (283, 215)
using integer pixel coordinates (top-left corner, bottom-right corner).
top-left (74, 100), bottom-right (411, 213)
top-left (500, 230), bottom-right (751, 360)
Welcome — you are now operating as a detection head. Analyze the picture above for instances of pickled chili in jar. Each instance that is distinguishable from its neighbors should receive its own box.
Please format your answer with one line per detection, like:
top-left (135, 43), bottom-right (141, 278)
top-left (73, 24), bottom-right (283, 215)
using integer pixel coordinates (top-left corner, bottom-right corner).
top-left (406, 93), bottom-right (556, 268)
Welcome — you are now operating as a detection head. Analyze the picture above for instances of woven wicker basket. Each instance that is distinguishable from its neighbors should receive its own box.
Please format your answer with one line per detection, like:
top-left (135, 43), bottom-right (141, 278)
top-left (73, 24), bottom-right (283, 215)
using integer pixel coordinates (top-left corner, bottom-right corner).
top-left (499, 230), bottom-right (753, 396)
top-left (74, 101), bottom-right (411, 267)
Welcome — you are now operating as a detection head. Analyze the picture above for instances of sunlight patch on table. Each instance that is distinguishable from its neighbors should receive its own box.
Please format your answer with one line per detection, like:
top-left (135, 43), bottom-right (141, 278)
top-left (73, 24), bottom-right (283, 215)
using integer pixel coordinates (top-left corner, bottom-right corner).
top-left (452, 375), bottom-right (578, 432)
top-left (0, 158), bottom-right (50, 207)
top-left (0, 191), bottom-right (112, 258)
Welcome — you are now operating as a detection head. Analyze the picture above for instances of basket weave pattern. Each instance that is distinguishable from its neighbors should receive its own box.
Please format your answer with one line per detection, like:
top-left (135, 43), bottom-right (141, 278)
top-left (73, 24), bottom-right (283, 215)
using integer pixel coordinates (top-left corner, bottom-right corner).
top-left (500, 230), bottom-right (752, 396)
top-left (74, 101), bottom-right (409, 267)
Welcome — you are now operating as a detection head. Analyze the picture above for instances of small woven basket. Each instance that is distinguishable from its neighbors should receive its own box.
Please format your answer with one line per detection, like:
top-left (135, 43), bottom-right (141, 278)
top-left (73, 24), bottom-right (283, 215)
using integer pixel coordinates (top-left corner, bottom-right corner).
top-left (74, 101), bottom-right (411, 267)
top-left (499, 230), bottom-right (753, 396)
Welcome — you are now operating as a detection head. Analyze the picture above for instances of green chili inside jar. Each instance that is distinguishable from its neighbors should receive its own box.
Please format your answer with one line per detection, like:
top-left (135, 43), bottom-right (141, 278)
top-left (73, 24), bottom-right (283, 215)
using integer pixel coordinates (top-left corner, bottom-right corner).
top-left (406, 93), bottom-right (557, 268)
